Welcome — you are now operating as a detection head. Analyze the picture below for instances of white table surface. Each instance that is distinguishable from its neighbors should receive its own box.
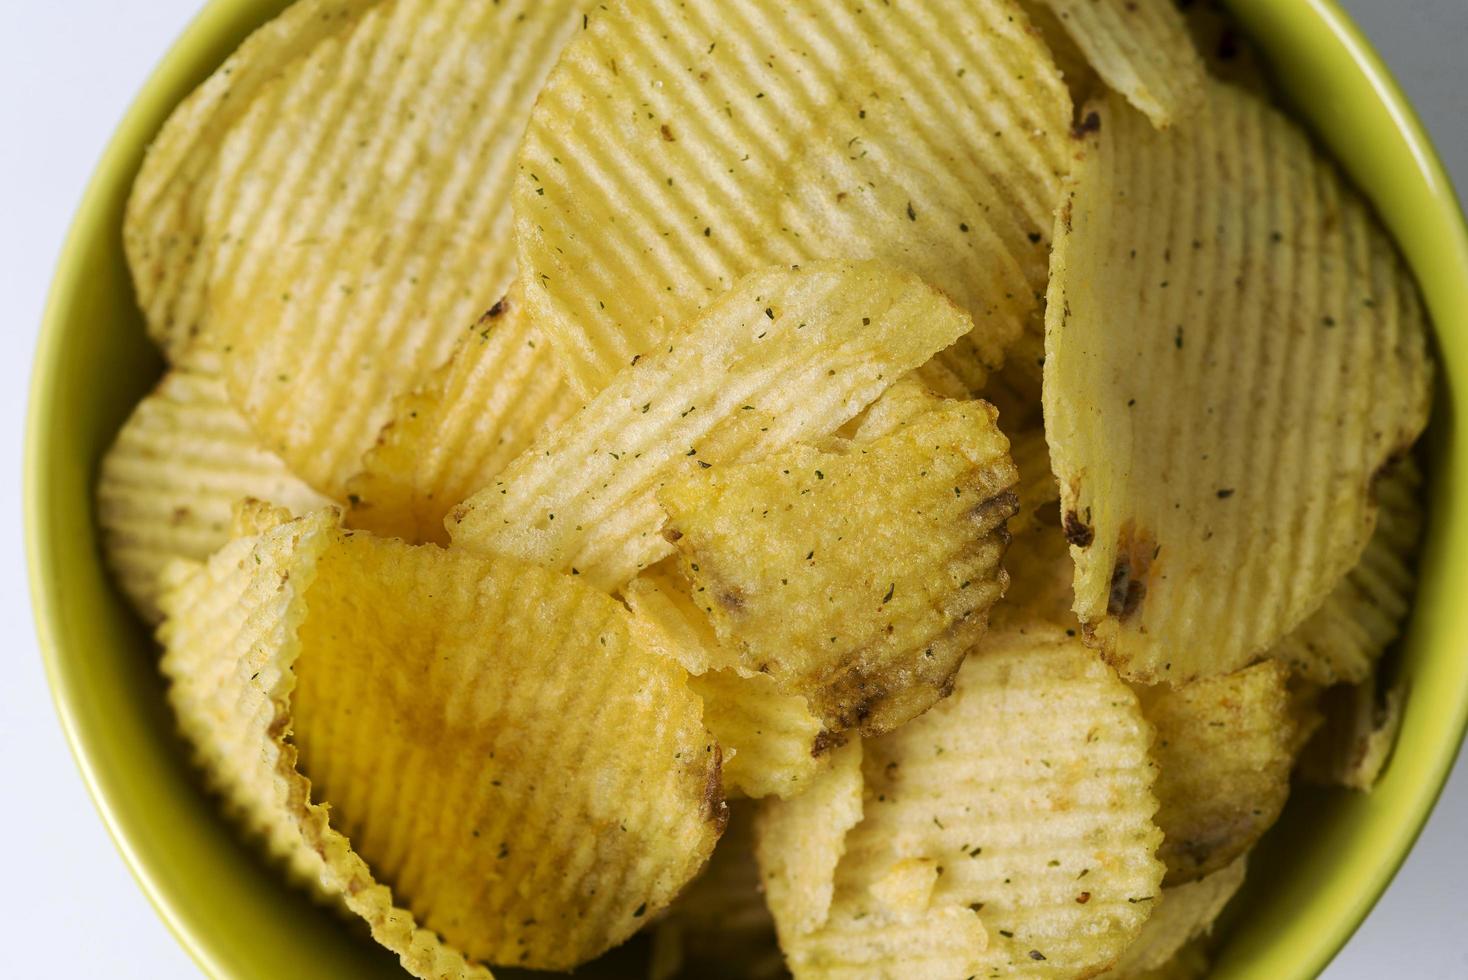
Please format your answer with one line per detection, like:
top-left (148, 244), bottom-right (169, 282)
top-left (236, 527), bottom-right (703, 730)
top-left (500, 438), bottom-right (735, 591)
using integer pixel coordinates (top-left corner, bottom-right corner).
top-left (3, 3), bottom-right (1464, 977)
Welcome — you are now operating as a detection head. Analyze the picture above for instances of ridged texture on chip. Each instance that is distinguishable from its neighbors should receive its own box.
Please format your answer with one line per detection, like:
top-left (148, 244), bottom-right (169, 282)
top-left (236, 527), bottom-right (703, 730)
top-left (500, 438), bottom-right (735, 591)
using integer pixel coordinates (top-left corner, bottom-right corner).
top-left (514, 0), bottom-right (1074, 396)
top-left (203, 0), bottom-right (584, 495)
top-left (1043, 85), bottom-right (1433, 684)
top-left (1299, 677), bottom-right (1405, 791)
top-left (766, 627), bottom-right (1164, 978)
top-left (1139, 661), bottom-right (1295, 884)
top-left (99, 346), bottom-right (331, 622)
top-left (650, 804), bottom-right (787, 980)
top-left (345, 288), bottom-right (581, 544)
top-left (448, 261), bottom-right (979, 590)
top-left (1098, 858), bottom-right (1245, 978)
top-left (160, 512), bottom-right (725, 974)
top-left (662, 400), bottom-right (1018, 736)
top-left (1270, 457), bottom-right (1424, 685)
top-left (1036, 0), bottom-right (1205, 127)
top-left (124, 0), bottom-right (378, 359)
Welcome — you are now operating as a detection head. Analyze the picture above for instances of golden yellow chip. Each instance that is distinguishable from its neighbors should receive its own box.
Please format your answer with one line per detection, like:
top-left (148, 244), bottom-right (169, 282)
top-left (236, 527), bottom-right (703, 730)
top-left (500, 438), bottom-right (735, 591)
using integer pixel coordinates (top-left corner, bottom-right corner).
top-left (514, 0), bottom-right (1074, 396)
top-left (1044, 85), bottom-right (1432, 684)
top-left (1299, 676), bottom-right (1406, 791)
top-left (1139, 661), bottom-right (1295, 884)
top-left (1034, 0), bottom-right (1205, 128)
top-left (448, 261), bottom-right (979, 590)
top-left (160, 510), bottom-right (725, 973)
top-left (661, 400), bottom-right (1018, 736)
top-left (1270, 457), bottom-right (1424, 685)
top-left (991, 519), bottom-right (1077, 633)
top-left (202, 0), bottom-right (584, 495)
top-left (763, 626), bottom-right (1164, 978)
top-left (1098, 858), bottom-right (1244, 978)
top-left (345, 287), bottom-right (581, 544)
top-left (124, 0), bottom-right (378, 359)
top-left (98, 346), bottom-right (330, 623)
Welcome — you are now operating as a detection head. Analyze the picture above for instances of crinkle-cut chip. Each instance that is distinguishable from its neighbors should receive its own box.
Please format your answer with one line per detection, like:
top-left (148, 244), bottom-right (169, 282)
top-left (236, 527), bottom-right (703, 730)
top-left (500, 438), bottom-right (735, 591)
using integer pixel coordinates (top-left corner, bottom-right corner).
top-left (780, 904), bottom-right (988, 980)
top-left (756, 740), bottom-right (864, 938)
top-left (1098, 858), bottom-right (1245, 978)
top-left (159, 511), bottom-right (725, 973)
top-left (203, 0), bottom-right (584, 496)
top-left (1138, 660), bottom-right (1295, 884)
top-left (514, 0), bottom-right (1074, 397)
top-left (650, 804), bottom-right (788, 980)
top-left (1007, 423), bottom-right (1060, 536)
top-left (1299, 677), bottom-right (1406, 791)
top-left (1035, 0), bottom-right (1205, 128)
top-left (661, 401), bottom-right (1019, 736)
top-left (625, 560), bottom-right (743, 676)
top-left (448, 261), bottom-right (979, 590)
top-left (785, 627), bottom-right (1163, 978)
top-left (991, 519), bottom-right (1077, 633)
top-left (98, 346), bottom-right (331, 623)
top-left (124, 0), bottom-right (378, 360)
top-left (846, 376), bottom-right (949, 443)
top-left (1270, 457), bottom-right (1425, 685)
top-left (1043, 85), bottom-right (1432, 685)
top-left (1017, 1), bottom-right (1102, 107)
top-left (345, 288), bottom-right (581, 544)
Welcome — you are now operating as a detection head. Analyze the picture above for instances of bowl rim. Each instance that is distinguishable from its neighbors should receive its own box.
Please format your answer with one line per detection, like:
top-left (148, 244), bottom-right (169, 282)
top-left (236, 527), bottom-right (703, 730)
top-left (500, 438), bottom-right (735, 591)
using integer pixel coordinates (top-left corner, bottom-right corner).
top-left (24, 1), bottom-right (1468, 977)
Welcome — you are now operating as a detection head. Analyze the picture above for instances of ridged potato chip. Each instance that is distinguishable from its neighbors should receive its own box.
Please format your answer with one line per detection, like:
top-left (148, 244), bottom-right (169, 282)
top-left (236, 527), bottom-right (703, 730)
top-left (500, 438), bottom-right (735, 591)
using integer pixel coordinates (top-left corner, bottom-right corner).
top-left (1098, 858), bottom-right (1244, 978)
top-left (1139, 661), bottom-right (1294, 884)
top-left (514, 0), bottom-right (1074, 395)
top-left (448, 261), bottom-right (979, 590)
top-left (124, 0), bottom-right (378, 359)
top-left (98, 346), bottom-right (330, 622)
top-left (160, 510), bottom-right (725, 973)
top-left (1044, 85), bottom-right (1432, 684)
top-left (203, 0), bottom-right (584, 495)
top-left (345, 287), bottom-right (581, 544)
top-left (1299, 676), bottom-right (1405, 791)
top-left (1270, 457), bottom-right (1424, 685)
top-left (1035, 0), bottom-right (1205, 128)
top-left (762, 626), bottom-right (1164, 978)
top-left (661, 400), bottom-right (1018, 736)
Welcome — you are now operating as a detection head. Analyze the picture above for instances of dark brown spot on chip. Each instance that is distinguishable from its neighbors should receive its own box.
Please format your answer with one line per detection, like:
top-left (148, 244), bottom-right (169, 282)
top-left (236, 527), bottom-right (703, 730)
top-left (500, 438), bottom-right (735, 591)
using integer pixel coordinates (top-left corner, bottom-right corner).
top-left (1063, 510), bottom-right (1094, 547)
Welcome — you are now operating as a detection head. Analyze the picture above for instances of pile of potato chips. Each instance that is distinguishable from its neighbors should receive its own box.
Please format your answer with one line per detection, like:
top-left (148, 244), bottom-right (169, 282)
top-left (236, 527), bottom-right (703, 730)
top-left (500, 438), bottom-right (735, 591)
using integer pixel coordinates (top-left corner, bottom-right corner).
top-left (101, 0), bottom-right (1433, 976)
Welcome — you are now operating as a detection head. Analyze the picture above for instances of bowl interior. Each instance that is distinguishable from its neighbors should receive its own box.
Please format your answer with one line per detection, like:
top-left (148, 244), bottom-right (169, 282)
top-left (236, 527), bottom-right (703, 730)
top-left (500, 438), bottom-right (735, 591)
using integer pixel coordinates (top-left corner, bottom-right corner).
top-left (26, 1), bottom-right (1468, 977)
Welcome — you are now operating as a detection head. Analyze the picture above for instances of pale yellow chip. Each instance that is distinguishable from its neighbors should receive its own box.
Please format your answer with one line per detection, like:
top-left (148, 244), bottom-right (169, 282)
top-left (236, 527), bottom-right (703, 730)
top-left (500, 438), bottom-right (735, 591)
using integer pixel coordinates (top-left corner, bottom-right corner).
top-left (1270, 457), bottom-right (1425, 685)
top-left (345, 287), bottom-right (581, 544)
top-left (160, 511), bottom-right (725, 974)
top-left (202, 0), bottom-right (584, 495)
top-left (650, 804), bottom-right (787, 980)
top-left (124, 0), bottom-right (378, 359)
top-left (98, 346), bottom-right (331, 623)
top-left (1138, 660), bottom-right (1295, 884)
top-left (765, 626), bottom-right (1164, 978)
top-left (1017, 1), bottom-right (1103, 108)
top-left (1299, 676), bottom-right (1406, 791)
top-left (1035, 0), bottom-right (1206, 128)
top-left (661, 400), bottom-right (1017, 736)
top-left (1044, 85), bottom-right (1432, 684)
top-left (1098, 858), bottom-right (1245, 978)
top-left (448, 261), bottom-right (980, 590)
top-left (515, 0), bottom-right (1075, 396)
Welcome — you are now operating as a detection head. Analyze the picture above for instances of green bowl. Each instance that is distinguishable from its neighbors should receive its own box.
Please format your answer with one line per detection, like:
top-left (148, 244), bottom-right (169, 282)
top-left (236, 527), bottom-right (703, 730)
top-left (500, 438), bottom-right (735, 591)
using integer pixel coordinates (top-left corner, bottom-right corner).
top-left (26, 1), bottom-right (1468, 976)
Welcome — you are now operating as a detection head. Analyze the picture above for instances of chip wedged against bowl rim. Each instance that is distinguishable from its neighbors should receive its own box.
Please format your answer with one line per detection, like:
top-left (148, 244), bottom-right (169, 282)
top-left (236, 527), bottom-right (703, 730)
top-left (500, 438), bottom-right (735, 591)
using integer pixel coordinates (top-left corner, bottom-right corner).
top-left (24, 1), bottom-right (1468, 977)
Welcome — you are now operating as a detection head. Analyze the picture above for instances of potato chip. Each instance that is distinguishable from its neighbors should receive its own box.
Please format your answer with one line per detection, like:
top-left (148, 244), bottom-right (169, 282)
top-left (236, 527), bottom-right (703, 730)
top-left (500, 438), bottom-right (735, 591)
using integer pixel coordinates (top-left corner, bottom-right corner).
top-left (1138, 661), bottom-right (1294, 884)
top-left (1098, 858), bottom-right (1244, 978)
top-left (991, 519), bottom-right (1077, 633)
top-left (1270, 457), bottom-right (1424, 685)
top-left (203, 0), bottom-right (584, 495)
top-left (1284, 675), bottom-right (1328, 759)
top-left (1007, 423), bottom-right (1061, 536)
top-left (345, 287), bottom-right (581, 544)
top-left (1044, 85), bottom-right (1432, 684)
top-left (1034, 0), bottom-right (1205, 128)
top-left (662, 400), bottom-right (1018, 736)
top-left (124, 0), bottom-right (378, 359)
top-left (765, 627), bottom-right (1164, 978)
top-left (160, 510), bottom-right (725, 973)
top-left (1017, 1), bottom-right (1102, 107)
top-left (448, 261), bottom-right (979, 590)
top-left (98, 346), bottom-right (330, 622)
top-left (1121, 941), bottom-right (1210, 980)
top-left (650, 804), bottom-right (787, 980)
top-left (514, 0), bottom-right (1075, 396)
top-left (1299, 676), bottom-right (1406, 791)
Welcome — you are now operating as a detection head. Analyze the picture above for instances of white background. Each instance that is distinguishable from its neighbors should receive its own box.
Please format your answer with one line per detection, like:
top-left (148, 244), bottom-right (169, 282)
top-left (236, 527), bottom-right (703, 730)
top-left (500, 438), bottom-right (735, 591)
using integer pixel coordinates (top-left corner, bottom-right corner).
top-left (2, 2), bottom-right (1464, 977)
